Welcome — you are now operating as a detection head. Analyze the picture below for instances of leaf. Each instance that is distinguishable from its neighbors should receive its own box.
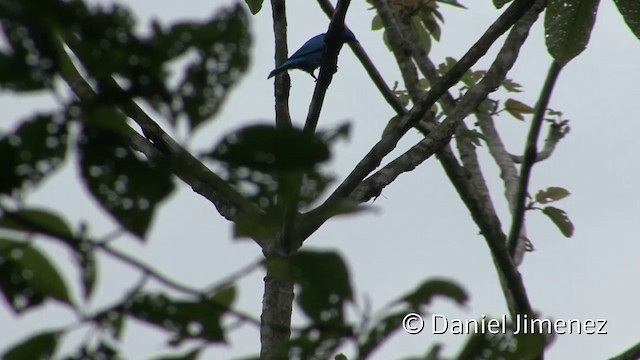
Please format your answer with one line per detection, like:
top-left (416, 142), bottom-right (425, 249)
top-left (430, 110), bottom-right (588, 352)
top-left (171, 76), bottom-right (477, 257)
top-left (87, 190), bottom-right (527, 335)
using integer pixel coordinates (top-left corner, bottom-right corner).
top-left (437, 0), bottom-right (467, 9)
top-left (0, 238), bottom-right (73, 313)
top-left (0, 208), bottom-right (98, 300)
top-left (152, 4), bottom-right (251, 131)
top-left (359, 311), bottom-right (407, 358)
top-left (613, 0), bottom-right (640, 40)
top-left (77, 108), bottom-right (175, 239)
top-left (267, 251), bottom-right (353, 324)
top-left (0, 208), bottom-right (74, 239)
top-left (61, 341), bottom-right (119, 360)
top-left (151, 347), bottom-right (202, 360)
top-left (0, 114), bottom-right (68, 195)
top-left (371, 14), bottom-right (384, 31)
top-left (411, 16), bottom-right (432, 54)
top-left (501, 78), bottom-right (523, 92)
top-left (207, 124), bottom-right (332, 214)
top-left (399, 278), bottom-right (468, 309)
top-left (493, 0), bottom-right (513, 9)
top-left (458, 129), bottom-right (486, 147)
top-left (535, 187), bottom-right (571, 204)
top-left (545, 0), bottom-right (601, 64)
top-left (457, 319), bottom-right (548, 360)
top-left (208, 125), bottom-right (330, 172)
top-left (125, 291), bottom-right (233, 346)
top-left (76, 242), bottom-right (97, 301)
top-left (505, 98), bottom-right (534, 121)
top-left (244, 0), bottom-right (264, 15)
top-left (542, 206), bottom-right (574, 237)
top-left (2, 330), bottom-right (60, 360)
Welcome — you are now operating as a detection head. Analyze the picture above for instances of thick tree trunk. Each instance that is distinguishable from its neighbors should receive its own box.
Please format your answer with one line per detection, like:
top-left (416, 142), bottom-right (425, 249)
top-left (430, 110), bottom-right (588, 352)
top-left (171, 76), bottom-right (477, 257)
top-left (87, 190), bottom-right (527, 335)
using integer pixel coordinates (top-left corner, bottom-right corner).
top-left (260, 260), bottom-right (294, 359)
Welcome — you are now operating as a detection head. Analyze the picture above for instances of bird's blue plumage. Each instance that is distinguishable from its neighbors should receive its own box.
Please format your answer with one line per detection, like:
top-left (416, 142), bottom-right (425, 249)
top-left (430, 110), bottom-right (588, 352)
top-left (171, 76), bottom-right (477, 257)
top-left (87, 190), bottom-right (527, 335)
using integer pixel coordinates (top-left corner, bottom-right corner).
top-left (268, 29), bottom-right (357, 79)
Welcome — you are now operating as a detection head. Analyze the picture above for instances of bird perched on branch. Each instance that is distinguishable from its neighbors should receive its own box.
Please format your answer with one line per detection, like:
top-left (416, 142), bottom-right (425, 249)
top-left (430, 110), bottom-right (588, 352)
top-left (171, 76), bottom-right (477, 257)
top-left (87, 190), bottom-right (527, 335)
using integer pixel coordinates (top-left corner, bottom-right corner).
top-left (268, 28), bottom-right (358, 80)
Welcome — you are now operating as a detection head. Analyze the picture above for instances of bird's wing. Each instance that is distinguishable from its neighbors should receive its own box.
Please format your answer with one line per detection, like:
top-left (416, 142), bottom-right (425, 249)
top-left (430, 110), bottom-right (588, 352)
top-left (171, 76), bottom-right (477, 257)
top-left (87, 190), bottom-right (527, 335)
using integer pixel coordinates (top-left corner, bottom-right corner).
top-left (289, 34), bottom-right (326, 59)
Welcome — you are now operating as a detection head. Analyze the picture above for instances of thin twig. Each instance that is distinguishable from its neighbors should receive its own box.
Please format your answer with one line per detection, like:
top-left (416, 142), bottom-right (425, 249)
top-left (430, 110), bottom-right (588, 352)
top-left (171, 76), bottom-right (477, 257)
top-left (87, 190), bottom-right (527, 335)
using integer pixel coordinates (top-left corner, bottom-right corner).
top-left (508, 60), bottom-right (563, 257)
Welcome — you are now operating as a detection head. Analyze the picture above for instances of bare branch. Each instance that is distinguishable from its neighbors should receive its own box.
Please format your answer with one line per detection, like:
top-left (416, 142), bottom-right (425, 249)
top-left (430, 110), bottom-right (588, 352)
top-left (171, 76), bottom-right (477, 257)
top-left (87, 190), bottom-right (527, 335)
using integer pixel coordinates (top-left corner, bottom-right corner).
top-left (304, 0), bottom-right (352, 134)
top-left (271, 0), bottom-right (292, 128)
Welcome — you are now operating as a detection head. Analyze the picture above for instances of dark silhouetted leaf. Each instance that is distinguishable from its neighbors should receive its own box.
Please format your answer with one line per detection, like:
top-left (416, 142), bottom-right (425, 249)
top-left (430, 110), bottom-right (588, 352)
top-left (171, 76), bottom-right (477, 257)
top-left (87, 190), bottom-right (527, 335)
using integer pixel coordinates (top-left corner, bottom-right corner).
top-left (151, 4), bottom-right (251, 130)
top-left (267, 251), bottom-right (353, 325)
top-left (535, 187), bottom-right (570, 204)
top-left (438, 0), bottom-right (467, 9)
top-left (545, 0), bottom-right (600, 64)
top-left (208, 124), bottom-right (332, 217)
top-left (0, 114), bottom-right (68, 195)
top-left (244, 0), bottom-right (264, 15)
top-left (613, 0), bottom-right (640, 40)
top-left (400, 278), bottom-right (468, 309)
top-left (542, 206), bottom-right (574, 237)
top-left (359, 311), bottom-right (407, 358)
top-left (457, 318), bottom-right (549, 360)
top-left (125, 290), bottom-right (233, 346)
top-left (493, 0), bottom-right (513, 9)
top-left (76, 241), bottom-right (97, 301)
top-left (77, 107), bottom-right (174, 239)
top-left (0, 0), bottom-right (62, 92)
top-left (0, 238), bottom-right (72, 313)
top-left (371, 14), bottom-right (384, 31)
top-left (0, 208), bottom-right (74, 239)
top-left (61, 340), bottom-right (120, 360)
top-left (209, 125), bottom-right (330, 172)
top-left (505, 98), bottom-right (534, 121)
top-left (2, 330), bottom-right (60, 360)
top-left (151, 347), bottom-right (202, 360)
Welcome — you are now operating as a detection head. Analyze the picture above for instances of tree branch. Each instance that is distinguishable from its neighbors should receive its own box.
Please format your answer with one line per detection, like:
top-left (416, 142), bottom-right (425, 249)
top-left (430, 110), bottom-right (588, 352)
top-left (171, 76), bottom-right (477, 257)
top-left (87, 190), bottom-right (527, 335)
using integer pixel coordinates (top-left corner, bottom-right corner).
top-left (351, 0), bottom-right (544, 203)
top-left (54, 32), bottom-right (262, 242)
top-left (508, 60), bottom-right (563, 257)
top-left (509, 121), bottom-right (567, 163)
top-left (322, 0), bottom-right (537, 206)
top-left (304, 0), bottom-right (352, 134)
top-left (316, 0), bottom-right (406, 115)
top-left (271, 0), bottom-right (292, 128)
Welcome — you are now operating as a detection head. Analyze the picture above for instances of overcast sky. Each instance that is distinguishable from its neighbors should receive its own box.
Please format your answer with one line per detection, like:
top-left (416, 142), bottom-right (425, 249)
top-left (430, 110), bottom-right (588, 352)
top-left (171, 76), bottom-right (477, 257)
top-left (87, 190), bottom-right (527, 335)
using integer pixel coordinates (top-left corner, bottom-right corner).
top-left (1, 0), bottom-right (639, 359)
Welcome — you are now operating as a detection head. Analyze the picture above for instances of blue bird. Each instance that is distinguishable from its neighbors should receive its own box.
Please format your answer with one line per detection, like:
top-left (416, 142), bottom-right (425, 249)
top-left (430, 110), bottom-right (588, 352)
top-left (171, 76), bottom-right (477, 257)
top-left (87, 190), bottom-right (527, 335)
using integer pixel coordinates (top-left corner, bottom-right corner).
top-left (268, 28), bottom-right (358, 80)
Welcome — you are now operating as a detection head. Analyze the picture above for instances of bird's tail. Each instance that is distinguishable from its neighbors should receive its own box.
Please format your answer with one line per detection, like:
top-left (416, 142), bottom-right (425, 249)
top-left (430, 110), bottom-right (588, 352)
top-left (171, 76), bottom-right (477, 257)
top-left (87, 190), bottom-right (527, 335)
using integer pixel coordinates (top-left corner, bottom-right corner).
top-left (267, 64), bottom-right (288, 79)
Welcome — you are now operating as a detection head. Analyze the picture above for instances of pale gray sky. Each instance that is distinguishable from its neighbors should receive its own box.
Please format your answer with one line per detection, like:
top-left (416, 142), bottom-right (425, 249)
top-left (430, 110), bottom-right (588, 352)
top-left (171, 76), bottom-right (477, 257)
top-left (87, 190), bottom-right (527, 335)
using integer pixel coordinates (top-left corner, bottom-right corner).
top-left (1, 0), bottom-right (639, 359)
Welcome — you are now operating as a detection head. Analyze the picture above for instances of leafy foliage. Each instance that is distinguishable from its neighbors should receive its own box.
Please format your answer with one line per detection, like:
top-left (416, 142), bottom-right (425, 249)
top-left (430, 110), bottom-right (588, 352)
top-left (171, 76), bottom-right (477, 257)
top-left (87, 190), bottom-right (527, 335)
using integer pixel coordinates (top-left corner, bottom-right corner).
top-left (1, 0), bottom-right (635, 358)
top-left (545, 0), bottom-right (600, 64)
top-left (205, 124), bottom-right (334, 240)
top-left (0, 238), bottom-right (72, 313)
top-left (613, 0), bottom-right (640, 40)
top-left (0, 114), bottom-right (68, 196)
top-left (457, 318), bottom-right (550, 360)
top-left (2, 331), bottom-right (61, 360)
top-left (77, 108), bottom-right (175, 239)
